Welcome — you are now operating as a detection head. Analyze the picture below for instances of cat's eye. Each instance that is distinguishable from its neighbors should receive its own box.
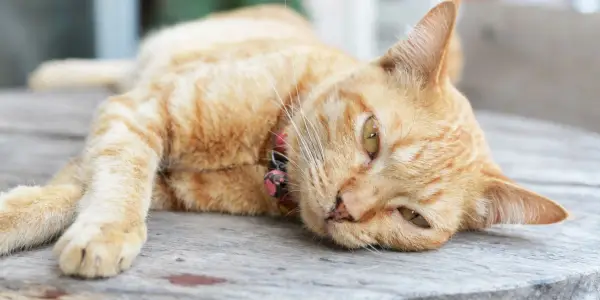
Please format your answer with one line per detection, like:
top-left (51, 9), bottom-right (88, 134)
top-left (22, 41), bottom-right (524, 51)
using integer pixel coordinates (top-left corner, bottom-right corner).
top-left (398, 207), bottom-right (431, 228)
top-left (361, 116), bottom-right (380, 160)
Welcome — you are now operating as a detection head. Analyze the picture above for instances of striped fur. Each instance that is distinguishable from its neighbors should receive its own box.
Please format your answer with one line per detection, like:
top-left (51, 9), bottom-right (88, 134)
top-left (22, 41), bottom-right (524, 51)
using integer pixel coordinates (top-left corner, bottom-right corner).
top-left (0, 1), bottom-right (567, 278)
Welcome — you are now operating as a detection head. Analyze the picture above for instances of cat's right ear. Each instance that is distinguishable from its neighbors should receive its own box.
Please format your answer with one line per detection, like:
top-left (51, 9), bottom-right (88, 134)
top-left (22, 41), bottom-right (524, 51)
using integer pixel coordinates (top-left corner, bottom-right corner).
top-left (374, 0), bottom-right (458, 87)
top-left (476, 177), bottom-right (569, 227)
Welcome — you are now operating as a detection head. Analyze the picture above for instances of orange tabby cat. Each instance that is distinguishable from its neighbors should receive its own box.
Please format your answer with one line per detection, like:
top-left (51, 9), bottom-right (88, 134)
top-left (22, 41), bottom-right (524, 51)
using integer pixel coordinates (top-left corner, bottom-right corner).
top-left (1, 1), bottom-right (567, 279)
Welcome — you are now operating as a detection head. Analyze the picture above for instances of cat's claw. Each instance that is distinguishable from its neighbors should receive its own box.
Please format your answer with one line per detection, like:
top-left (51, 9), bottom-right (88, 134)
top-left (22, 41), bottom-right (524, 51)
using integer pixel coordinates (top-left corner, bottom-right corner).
top-left (53, 221), bottom-right (147, 278)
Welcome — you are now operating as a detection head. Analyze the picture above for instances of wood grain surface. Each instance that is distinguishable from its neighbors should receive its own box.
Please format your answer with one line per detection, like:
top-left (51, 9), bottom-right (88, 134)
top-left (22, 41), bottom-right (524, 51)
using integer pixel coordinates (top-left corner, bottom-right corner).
top-left (1, 89), bottom-right (599, 299)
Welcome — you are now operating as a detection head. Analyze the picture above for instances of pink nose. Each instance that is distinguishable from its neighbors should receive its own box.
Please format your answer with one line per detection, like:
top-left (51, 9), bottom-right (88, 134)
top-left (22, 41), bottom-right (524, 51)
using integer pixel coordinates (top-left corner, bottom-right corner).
top-left (325, 195), bottom-right (355, 222)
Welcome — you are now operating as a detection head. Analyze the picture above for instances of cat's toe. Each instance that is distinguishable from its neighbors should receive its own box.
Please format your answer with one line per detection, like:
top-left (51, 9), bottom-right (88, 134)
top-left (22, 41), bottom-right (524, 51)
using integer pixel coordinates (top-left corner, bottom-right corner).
top-left (54, 221), bottom-right (147, 278)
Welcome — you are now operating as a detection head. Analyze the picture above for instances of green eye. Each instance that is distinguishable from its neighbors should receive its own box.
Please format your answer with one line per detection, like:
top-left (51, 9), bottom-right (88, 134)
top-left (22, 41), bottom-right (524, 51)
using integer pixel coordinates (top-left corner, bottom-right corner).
top-left (398, 207), bottom-right (431, 229)
top-left (361, 116), bottom-right (380, 159)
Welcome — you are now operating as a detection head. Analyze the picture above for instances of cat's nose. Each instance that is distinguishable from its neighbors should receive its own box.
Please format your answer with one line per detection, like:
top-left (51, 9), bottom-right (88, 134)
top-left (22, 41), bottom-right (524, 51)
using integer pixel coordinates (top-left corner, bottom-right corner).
top-left (325, 195), bottom-right (355, 222)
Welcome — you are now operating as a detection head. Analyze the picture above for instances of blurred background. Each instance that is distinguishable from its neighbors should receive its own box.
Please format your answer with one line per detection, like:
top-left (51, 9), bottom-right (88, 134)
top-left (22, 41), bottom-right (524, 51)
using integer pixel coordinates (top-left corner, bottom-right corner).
top-left (0, 0), bottom-right (599, 132)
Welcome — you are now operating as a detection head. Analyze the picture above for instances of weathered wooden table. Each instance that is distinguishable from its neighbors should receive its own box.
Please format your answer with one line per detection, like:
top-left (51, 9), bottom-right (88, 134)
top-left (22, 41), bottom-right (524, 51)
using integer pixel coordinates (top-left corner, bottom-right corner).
top-left (1, 89), bottom-right (599, 299)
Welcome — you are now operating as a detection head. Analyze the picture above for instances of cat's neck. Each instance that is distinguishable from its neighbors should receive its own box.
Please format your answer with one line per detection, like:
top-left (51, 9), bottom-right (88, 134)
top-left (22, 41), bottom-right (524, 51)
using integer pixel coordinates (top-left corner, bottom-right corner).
top-left (263, 49), bottom-right (361, 217)
top-left (269, 46), bottom-right (362, 159)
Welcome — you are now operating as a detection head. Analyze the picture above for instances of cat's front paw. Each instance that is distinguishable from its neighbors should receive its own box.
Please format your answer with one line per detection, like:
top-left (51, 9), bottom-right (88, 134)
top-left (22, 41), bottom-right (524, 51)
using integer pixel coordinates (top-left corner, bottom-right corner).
top-left (53, 221), bottom-right (147, 278)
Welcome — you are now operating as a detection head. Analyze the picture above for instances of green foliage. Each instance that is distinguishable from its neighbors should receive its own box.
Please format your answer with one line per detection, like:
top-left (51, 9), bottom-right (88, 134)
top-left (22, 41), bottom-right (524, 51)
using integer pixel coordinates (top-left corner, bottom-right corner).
top-left (144, 0), bottom-right (307, 33)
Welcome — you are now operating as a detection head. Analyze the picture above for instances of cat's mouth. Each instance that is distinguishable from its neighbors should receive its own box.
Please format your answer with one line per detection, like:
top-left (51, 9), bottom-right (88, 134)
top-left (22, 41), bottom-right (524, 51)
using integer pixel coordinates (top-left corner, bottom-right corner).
top-left (324, 206), bottom-right (382, 224)
top-left (323, 198), bottom-right (397, 224)
top-left (324, 203), bottom-right (431, 230)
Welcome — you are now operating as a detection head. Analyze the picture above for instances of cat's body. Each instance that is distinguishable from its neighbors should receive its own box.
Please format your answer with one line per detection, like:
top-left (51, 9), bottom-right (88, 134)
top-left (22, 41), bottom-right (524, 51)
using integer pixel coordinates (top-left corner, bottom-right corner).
top-left (1, 1), bottom-right (567, 279)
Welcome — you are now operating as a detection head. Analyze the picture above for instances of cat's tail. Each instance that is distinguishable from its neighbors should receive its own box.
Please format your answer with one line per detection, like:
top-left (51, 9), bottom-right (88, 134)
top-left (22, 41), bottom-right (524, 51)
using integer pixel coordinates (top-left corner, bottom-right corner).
top-left (28, 59), bottom-right (134, 92)
top-left (0, 158), bottom-right (84, 255)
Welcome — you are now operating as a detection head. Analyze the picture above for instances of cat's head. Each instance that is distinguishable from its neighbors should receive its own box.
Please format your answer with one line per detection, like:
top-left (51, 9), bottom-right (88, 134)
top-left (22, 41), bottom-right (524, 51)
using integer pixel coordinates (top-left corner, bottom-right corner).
top-left (285, 0), bottom-right (568, 251)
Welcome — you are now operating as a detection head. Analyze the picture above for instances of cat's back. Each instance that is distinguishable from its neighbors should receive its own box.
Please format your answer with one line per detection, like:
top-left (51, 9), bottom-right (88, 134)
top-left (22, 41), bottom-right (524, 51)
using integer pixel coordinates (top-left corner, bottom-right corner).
top-left (131, 4), bottom-right (322, 87)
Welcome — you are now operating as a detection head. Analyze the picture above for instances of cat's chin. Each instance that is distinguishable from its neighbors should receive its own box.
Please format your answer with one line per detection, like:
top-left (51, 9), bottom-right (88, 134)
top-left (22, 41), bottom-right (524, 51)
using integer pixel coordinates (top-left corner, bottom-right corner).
top-left (324, 222), bottom-right (376, 249)
top-left (303, 220), bottom-right (373, 250)
top-left (298, 201), bottom-right (329, 238)
top-left (298, 202), bottom-right (375, 249)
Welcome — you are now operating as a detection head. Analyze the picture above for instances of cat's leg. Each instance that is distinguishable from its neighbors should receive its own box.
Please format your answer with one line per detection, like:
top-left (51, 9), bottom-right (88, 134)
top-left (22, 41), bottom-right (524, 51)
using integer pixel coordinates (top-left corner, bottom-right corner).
top-left (0, 158), bottom-right (84, 255)
top-left (53, 90), bottom-right (168, 278)
top-left (162, 165), bottom-right (283, 216)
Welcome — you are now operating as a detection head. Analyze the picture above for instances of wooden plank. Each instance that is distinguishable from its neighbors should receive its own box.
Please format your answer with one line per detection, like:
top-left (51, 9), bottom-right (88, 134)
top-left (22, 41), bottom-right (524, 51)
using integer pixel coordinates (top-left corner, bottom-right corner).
top-left (0, 89), bottom-right (104, 190)
top-left (1, 90), bottom-right (600, 299)
top-left (0, 89), bottom-right (104, 136)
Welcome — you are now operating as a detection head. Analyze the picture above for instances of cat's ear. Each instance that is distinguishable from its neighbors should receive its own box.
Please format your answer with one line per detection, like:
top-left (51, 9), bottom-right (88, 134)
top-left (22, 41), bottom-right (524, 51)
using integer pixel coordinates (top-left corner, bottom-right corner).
top-left (376, 0), bottom-right (458, 86)
top-left (476, 177), bottom-right (569, 227)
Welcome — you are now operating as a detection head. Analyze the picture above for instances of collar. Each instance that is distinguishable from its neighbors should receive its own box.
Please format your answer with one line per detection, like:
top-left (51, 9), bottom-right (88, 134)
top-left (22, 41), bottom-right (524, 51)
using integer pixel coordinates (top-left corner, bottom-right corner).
top-left (263, 131), bottom-right (299, 217)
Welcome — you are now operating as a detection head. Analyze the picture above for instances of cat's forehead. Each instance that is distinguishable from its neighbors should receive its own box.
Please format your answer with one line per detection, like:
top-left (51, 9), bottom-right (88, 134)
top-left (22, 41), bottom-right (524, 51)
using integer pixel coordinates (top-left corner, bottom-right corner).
top-left (313, 67), bottom-right (472, 137)
top-left (316, 72), bottom-right (414, 112)
top-left (336, 79), bottom-right (458, 133)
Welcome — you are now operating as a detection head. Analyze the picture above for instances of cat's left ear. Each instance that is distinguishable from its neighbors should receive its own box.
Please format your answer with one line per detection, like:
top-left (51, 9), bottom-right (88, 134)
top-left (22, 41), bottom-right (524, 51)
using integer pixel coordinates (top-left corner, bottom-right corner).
top-left (375, 0), bottom-right (459, 86)
top-left (475, 177), bottom-right (569, 227)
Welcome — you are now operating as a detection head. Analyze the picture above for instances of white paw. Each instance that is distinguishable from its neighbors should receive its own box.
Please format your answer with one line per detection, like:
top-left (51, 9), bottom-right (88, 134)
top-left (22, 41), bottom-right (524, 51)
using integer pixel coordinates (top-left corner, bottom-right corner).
top-left (53, 221), bottom-right (147, 278)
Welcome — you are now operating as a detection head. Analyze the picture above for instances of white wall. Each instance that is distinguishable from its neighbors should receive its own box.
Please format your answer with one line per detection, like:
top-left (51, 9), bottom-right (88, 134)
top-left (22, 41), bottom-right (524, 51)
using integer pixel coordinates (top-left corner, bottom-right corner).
top-left (94, 0), bottom-right (139, 59)
top-left (304, 0), bottom-right (438, 59)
